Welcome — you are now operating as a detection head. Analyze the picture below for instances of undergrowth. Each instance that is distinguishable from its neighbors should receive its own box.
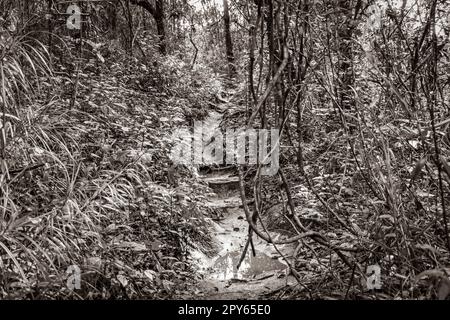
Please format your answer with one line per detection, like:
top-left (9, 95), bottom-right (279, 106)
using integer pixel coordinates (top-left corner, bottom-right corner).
top-left (0, 31), bottom-right (219, 299)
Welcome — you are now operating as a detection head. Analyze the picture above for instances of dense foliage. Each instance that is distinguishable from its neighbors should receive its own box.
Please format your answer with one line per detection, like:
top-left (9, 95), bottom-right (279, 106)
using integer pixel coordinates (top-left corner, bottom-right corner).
top-left (0, 0), bottom-right (449, 299)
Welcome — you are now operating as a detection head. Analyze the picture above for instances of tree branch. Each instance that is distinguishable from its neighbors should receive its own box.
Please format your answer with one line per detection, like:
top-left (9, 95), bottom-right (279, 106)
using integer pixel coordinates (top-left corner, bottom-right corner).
top-left (129, 0), bottom-right (155, 17)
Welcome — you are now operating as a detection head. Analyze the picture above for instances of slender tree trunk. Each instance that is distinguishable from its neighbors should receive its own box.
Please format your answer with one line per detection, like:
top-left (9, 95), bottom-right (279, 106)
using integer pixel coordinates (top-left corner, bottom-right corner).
top-left (249, 1), bottom-right (262, 106)
top-left (125, 0), bottom-right (134, 54)
top-left (262, 0), bottom-right (275, 128)
top-left (154, 0), bottom-right (166, 55)
top-left (107, 2), bottom-right (117, 37)
top-left (337, 0), bottom-right (355, 111)
top-left (223, 0), bottom-right (235, 76)
top-left (47, 0), bottom-right (53, 49)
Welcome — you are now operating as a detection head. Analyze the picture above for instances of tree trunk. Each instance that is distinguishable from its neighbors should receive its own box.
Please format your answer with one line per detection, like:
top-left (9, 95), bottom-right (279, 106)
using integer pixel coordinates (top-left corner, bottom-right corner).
top-left (107, 2), bottom-right (117, 37)
top-left (223, 0), bottom-right (235, 76)
top-left (337, 0), bottom-right (355, 111)
top-left (129, 0), bottom-right (167, 54)
top-left (154, 0), bottom-right (166, 55)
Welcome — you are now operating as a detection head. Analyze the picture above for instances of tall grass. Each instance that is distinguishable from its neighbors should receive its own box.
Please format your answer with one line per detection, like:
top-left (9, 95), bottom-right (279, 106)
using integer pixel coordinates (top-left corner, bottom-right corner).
top-left (0, 25), bottom-right (217, 298)
top-left (0, 30), bottom-right (58, 293)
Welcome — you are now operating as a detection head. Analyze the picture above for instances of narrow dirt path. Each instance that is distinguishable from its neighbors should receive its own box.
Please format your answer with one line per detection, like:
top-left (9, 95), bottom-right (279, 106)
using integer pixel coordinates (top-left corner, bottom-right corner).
top-left (187, 95), bottom-right (297, 300)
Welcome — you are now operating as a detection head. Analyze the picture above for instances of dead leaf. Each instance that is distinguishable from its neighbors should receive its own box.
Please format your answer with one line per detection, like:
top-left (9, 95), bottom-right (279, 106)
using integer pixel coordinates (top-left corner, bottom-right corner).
top-left (114, 241), bottom-right (147, 252)
top-left (144, 270), bottom-right (156, 281)
top-left (85, 256), bottom-right (103, 269)
top-left (379, 214), bottom-right (395, 223)
top-left (416, 269), bottom-right (447, 281)
top-left (149, 240), bottom-right (164, 251)
top-left (117, 274), bottom-right (128, 287)
top-left (415, 244), bottom-right (438, 254)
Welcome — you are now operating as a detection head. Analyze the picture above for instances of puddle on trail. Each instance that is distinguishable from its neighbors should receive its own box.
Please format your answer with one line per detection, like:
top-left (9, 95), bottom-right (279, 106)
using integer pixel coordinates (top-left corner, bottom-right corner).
top-left (191, 205), bottom-right (289, 283)
top-left (189, 101), bottom-right (293, 296)
top-left (211, 250), bottom-right (287, 281)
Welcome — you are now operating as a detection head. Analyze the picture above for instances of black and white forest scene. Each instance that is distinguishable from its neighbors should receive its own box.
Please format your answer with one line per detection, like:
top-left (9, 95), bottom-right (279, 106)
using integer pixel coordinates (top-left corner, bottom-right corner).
top-left (0, 0), bottom-right (450, 303)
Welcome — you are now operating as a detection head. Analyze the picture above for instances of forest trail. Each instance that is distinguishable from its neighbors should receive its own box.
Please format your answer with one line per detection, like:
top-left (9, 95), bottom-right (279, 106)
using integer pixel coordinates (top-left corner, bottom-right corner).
top-left (4, 0), bottom-right (450, 302)
top-left (185, 95), bottom-right (297, 300)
